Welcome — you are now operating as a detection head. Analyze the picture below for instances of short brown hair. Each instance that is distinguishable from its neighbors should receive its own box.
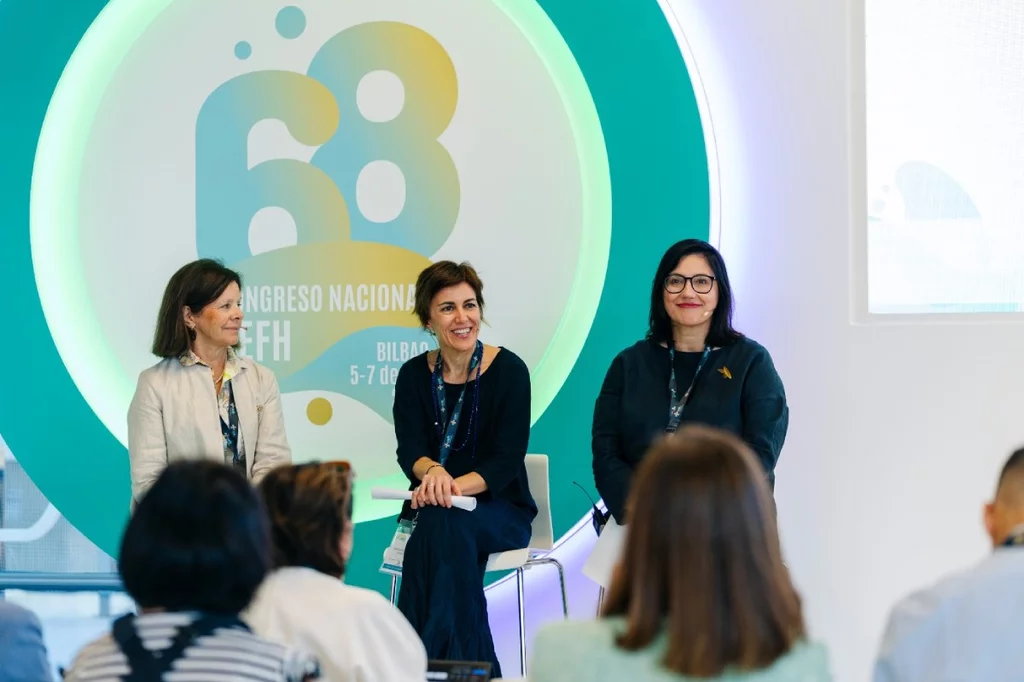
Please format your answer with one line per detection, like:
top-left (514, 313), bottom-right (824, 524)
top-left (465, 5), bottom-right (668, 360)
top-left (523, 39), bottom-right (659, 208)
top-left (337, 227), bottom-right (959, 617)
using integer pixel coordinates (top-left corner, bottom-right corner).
top-left (413, 261), bottom-right (485, 328)
top-left (152, 259), bottom-right (242, 358)
top-left (995, 446), bottom-right (1024, 506)
top-left (603, 426), bottom-right (804, 676)
top-left (257, 462), bottom-right (354, 578)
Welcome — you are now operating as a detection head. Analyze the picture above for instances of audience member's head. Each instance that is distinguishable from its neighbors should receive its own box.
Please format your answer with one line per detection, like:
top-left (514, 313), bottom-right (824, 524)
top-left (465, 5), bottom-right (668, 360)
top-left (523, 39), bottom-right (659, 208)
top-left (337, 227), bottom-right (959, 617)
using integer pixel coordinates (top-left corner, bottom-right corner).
top-left (258, 462), bottom-right (355, 579)
top-left (603, 425), bottom-right (805, 677)
top-left (119, 461), bottom-right (270, 614)
top-left (984, 446), bottom-right (1024, 547)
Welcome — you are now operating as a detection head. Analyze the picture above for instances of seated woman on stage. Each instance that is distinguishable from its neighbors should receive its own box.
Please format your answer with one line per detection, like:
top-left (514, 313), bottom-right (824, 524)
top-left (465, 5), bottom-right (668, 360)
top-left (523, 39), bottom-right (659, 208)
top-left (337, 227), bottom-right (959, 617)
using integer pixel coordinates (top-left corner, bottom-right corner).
top-left (246, 461), bottom-right (428, 682)
top-left (532, 426), bottom-right (830, 682)
top-left (593, 239), bottom-right (788, 523)
top-left (65, 461), bottom-right (319, 682)
top-left (392, 260), bottom-right (536, 677)
top-left (127, 259), bottom-right (291, 505)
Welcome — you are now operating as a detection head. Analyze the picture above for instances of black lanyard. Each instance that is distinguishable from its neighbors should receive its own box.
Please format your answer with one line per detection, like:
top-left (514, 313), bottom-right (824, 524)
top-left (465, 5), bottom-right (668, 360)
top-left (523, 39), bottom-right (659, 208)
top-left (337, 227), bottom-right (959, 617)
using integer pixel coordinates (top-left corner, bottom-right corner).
top-left (666, 346), bottom-right (711, 433)
top-left (432, 341), bottom-right (483, 465)
top-left (112, 613), bottom-right (250, 681)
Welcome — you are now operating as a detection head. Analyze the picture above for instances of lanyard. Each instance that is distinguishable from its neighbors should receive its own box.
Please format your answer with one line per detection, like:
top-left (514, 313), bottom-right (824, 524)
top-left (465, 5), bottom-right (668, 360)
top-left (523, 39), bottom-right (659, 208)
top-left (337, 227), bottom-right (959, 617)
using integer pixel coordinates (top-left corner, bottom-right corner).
top-left (219, 382), bottom-right (243, 471)
top-left (112, 613), bottom-right (251, 682)
top-left (666, 345), bottom-right (711, 433)
top-left (432, 341), bottom-right (483, 466)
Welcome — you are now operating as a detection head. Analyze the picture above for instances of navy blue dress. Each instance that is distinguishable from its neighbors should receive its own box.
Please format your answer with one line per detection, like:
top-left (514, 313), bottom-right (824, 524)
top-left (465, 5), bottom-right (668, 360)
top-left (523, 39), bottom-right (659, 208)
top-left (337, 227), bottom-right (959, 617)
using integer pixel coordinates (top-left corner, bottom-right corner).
top-left (392, 347), bottom-right (537, 676)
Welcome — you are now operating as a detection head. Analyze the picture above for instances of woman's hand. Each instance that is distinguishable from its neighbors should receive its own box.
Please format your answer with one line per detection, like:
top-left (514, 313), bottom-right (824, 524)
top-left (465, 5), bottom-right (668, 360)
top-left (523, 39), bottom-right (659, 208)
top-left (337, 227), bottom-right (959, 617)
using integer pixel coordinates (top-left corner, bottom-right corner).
top-left (412, 465), bottom-right (463, 509)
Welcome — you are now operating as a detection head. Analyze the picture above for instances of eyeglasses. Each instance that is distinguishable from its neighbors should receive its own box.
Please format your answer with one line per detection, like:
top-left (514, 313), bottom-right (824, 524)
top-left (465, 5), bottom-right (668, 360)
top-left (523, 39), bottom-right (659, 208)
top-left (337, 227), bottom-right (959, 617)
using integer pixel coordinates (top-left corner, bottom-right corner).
top-left (664, 274), bottom-right (716, 295)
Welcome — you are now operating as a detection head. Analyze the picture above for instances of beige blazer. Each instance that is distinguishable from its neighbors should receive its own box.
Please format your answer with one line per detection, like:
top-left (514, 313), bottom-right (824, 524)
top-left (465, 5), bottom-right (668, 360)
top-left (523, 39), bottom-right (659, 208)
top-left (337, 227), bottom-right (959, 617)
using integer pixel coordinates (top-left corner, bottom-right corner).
top-left (127, 356), bottom-right (292, 504)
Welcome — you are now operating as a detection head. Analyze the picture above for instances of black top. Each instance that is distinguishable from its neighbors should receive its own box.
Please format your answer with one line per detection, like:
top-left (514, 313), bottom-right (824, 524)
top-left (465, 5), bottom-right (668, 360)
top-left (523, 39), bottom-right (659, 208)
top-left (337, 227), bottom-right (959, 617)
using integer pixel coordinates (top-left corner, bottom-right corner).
top-left (592, 336), bottom-right (788, 523)
top-left (393, 347), bottom-right (537, 518)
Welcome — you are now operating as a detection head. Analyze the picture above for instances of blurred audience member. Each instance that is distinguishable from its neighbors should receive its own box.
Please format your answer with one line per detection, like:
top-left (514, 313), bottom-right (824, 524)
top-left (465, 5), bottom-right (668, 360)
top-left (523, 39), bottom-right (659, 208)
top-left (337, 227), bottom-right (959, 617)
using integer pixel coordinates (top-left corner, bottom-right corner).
top-left (65, 461), bottom-right (319, 682)
top-left (875, 446), bottom-right (1024, 682)
top-left (0, 600), bottom-right (53, 682)
top-left (532, 426), bottom-right (829, 682)
top-left (247, 461), bottom-right (427, 682)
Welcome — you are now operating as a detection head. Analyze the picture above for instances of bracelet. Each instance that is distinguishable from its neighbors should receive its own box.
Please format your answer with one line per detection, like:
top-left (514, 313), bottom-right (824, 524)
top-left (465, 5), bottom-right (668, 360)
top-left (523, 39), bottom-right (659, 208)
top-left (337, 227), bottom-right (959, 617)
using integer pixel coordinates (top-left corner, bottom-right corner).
top-left (425, 464), bottom-right (444, 476)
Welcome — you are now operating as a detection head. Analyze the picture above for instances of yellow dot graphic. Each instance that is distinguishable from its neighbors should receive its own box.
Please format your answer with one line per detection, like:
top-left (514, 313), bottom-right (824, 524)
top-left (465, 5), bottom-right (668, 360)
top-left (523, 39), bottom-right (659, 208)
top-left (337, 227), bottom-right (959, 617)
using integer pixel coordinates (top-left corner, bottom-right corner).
top-left (306, 397), bottom-right (333, 426)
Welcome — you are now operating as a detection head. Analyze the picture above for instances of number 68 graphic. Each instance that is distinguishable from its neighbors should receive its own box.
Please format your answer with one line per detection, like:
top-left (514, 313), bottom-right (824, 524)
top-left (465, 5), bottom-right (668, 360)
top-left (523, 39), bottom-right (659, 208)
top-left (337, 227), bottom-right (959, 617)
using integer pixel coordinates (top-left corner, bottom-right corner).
top-left (195, 21), bottom-right (460, 264)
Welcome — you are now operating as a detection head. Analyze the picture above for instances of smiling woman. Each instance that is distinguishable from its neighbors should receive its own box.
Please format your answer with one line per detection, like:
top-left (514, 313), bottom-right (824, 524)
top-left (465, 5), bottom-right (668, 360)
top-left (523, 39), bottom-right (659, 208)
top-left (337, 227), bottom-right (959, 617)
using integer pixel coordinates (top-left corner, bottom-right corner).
top-left (592, 239), bottom-right (789, 524)
top-left (126, 259), bottom-right (292, 505)
top-left (390, 260), bottom-right (536, 677)
top-left (1, 0), bottom-right (712, 651)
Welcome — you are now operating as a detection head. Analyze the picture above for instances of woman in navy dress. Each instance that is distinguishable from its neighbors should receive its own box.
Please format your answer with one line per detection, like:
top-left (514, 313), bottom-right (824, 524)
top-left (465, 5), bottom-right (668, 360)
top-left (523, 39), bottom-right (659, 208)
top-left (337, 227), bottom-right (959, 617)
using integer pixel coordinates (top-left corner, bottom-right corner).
top-left (392, 260), bottom-right (536, 676)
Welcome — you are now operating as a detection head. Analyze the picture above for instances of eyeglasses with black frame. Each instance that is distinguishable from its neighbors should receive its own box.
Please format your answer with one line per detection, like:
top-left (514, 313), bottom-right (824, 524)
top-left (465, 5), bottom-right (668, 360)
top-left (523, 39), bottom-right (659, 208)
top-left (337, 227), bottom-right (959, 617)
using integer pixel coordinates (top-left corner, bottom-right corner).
top-left (664, 274), bottom-right (716, 295)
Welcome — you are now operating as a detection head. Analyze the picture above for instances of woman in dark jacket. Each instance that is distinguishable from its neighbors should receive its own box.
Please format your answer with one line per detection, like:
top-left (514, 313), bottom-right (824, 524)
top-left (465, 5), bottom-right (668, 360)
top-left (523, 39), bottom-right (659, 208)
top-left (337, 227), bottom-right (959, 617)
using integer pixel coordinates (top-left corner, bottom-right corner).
top-left (592, 239), bottom-right (788, 523)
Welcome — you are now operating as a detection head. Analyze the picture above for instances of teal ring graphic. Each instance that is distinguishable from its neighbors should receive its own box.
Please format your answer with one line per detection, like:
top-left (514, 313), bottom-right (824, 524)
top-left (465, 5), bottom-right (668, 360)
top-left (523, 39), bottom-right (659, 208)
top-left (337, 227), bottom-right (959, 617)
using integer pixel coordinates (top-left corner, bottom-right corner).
top-left (30, 0), bottom-right (612, 526)
top-left (0, 0), bottom-right (710, 591)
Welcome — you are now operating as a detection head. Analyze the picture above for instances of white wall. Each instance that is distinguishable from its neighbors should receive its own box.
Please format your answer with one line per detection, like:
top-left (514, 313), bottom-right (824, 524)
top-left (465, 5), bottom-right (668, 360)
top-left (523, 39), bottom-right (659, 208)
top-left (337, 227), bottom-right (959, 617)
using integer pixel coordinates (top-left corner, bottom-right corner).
top-left (669, 0), bottom-right (1024, 680)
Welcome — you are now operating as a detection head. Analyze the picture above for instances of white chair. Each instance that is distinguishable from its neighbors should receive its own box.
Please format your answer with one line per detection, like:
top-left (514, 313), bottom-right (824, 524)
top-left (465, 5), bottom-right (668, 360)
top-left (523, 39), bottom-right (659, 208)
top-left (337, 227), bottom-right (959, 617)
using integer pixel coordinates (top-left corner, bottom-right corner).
top-left (389, 454), bottom-right (567, 678)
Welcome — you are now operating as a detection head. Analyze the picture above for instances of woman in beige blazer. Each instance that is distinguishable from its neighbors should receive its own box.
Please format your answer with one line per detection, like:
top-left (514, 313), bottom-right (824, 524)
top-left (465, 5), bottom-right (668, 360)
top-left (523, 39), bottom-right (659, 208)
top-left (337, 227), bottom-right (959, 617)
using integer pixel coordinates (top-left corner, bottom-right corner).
top-left (127, 259), bottom-right (291, 505)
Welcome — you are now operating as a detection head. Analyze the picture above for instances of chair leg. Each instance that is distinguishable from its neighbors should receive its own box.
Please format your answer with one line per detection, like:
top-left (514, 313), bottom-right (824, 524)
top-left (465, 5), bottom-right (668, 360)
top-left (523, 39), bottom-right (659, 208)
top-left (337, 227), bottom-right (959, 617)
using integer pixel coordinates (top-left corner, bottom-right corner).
top-left (390, 574), bottom-right (399, 606)
top-left (596, 586), bottom-right (605, 617)
top-left (517, 566), bottom-right (527, 678)
top-left (553, 560), bottom-right (568, 619)
top-left (523, 557), bottom-right (569, 619)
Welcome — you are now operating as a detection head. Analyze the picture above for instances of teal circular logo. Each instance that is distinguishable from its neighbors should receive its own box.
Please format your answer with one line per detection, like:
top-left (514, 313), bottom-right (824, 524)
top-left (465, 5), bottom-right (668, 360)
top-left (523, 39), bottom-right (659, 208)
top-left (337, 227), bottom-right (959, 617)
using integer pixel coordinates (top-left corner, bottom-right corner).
top-left (0, 0), bottom-right (711, 589)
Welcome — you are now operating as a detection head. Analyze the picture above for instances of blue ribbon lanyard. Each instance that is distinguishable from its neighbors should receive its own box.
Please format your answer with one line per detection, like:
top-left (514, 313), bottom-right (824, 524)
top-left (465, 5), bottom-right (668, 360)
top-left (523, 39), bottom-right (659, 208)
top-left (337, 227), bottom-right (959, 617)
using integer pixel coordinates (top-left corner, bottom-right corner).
top-left (666, 345), bottom-right (711, 433)
top-left (432, 341), bottom-right (483, 466)
top-left (220, 382), bottom-right (243, 471)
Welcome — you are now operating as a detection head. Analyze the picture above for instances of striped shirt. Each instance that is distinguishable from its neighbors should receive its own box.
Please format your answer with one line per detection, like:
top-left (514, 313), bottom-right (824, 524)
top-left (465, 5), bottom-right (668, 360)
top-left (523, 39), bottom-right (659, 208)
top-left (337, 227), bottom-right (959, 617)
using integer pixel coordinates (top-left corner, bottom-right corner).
top-left (65, 612), bottom-right (319, 682)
